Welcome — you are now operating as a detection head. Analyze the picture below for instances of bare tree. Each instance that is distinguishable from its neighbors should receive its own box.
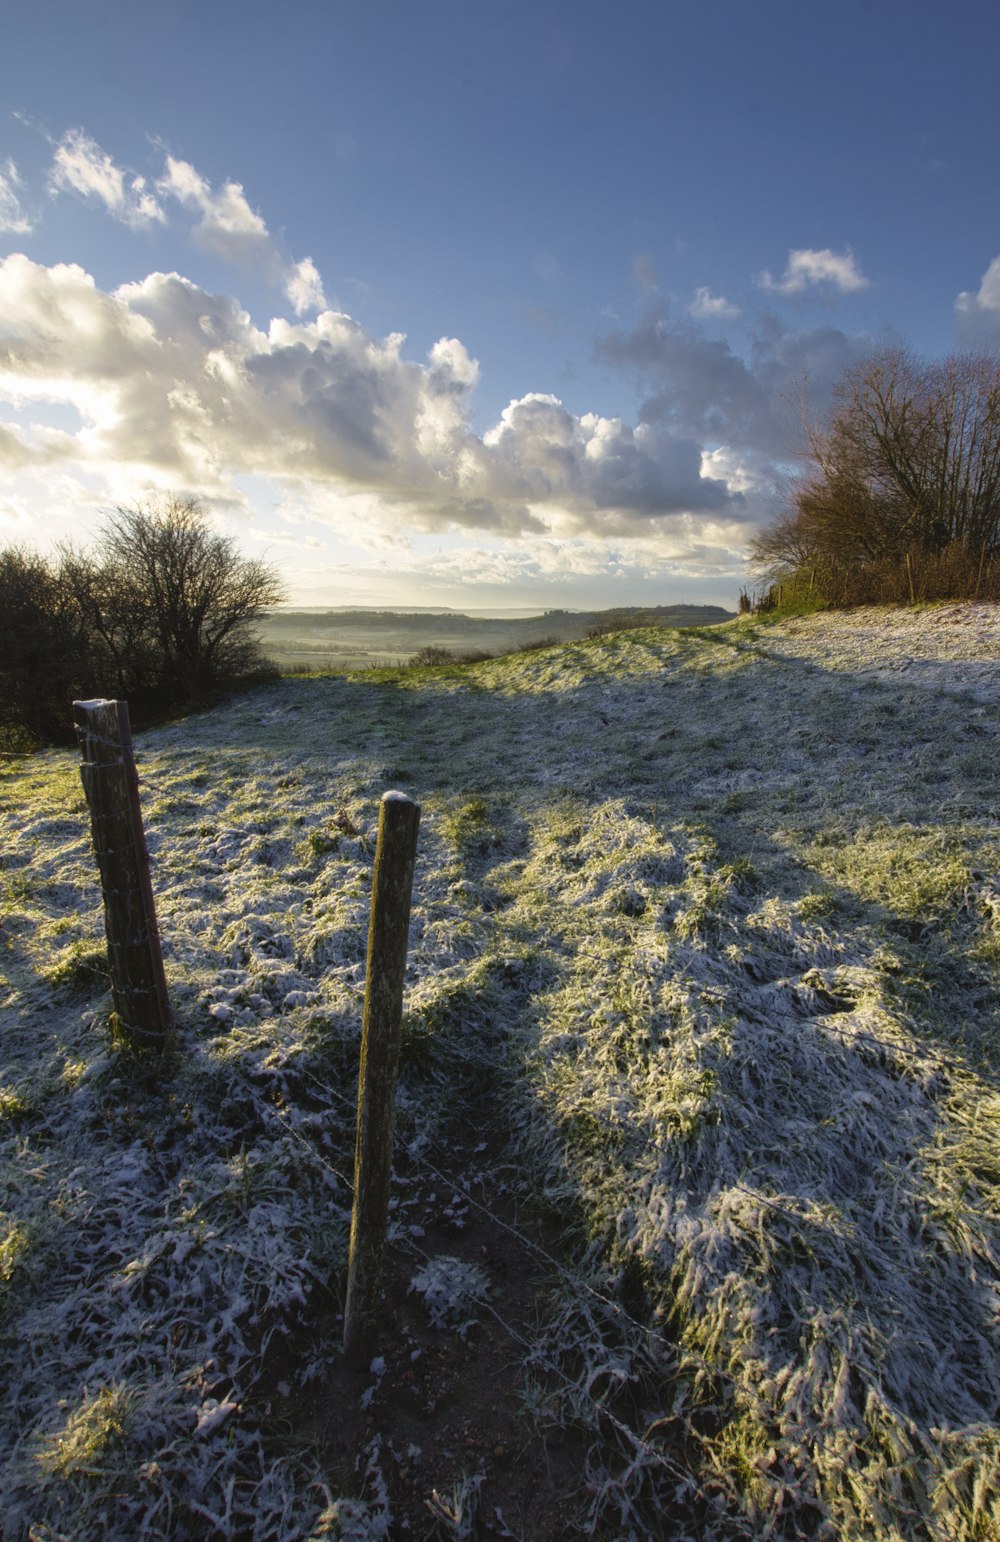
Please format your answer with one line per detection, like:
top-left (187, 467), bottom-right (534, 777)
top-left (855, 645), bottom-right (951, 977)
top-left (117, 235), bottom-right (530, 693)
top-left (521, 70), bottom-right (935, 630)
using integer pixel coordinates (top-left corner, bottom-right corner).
top-left (749, 345), bottom-right (1000, 595)
top-left (90, 496), bottom-right (285, 697)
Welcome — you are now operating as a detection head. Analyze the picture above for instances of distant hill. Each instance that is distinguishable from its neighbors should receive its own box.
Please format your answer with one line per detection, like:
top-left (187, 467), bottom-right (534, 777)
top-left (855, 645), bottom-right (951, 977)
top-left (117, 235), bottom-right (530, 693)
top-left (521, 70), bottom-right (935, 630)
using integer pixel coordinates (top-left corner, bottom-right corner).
top-left (258, 602), bottom-right (735, 669)
top-left (578, 603), bottom-right (734, 629)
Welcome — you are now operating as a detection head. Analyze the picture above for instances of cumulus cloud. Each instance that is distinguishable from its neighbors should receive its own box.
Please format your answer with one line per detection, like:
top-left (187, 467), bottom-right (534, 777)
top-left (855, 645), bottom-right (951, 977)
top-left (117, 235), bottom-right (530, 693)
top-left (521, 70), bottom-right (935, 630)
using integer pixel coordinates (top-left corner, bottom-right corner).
top-left (0, 254), bottom-right (745, 541)
top-left (0, 161), bottom-right (31, 234)
top-left (483, 395), bottom-right (733, 529)
top-left (690, 286), bottom-right (740, 320)
top-left (758, 247), bottom-right (869, 296)
top-left (157, 156), bottom-right (328, 314)
top-left (597, 305), bottom-right (871, 462)
top-left (158, 156), bottom-right (272, 266)
top-left (49, 130), bottom-right (164, 227)
top-left (0, 420), bottom-right (75, 471)
top-left (45, 133), bottom-right (329, 316)
top-left (284, 256), bottom-right (326, 315)
top-left (955, 255), bottom-right (1000, 341)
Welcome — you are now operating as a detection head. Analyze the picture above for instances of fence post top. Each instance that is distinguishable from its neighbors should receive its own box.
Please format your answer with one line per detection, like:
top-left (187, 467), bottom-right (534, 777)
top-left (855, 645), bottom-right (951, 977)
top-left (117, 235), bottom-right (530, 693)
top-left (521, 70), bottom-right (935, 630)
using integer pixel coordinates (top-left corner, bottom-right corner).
top-left (73, 698), bottom-right (116, 713)
top-left (381, 790), bottom-right (419, 808)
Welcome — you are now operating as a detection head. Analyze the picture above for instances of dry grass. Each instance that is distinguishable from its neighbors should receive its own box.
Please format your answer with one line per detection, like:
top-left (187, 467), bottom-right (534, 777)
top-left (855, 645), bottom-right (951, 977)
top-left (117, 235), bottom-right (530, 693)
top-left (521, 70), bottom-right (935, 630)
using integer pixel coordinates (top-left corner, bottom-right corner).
top-left (0, 606), bottom-right (998, 1538)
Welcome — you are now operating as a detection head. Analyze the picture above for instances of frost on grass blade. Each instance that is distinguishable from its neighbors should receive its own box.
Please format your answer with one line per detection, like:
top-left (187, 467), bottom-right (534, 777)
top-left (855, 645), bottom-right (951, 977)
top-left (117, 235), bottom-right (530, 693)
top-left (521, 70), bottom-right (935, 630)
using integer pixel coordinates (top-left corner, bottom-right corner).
top-left (1, 618), bottom-right (999, 1538)
top-left (408, 1255), bottom-right (491, 1335)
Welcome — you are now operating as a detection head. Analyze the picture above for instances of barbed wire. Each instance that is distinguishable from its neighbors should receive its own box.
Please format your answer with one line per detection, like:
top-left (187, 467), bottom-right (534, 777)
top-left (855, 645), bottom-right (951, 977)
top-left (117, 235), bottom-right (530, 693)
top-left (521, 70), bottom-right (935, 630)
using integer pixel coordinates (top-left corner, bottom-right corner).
top-left (73, 722), bottom-right (181, 798)
top-left (393, 1224), bottom-right (706, 1511)
top-left (348, 1045), bottom-right (900, 1528)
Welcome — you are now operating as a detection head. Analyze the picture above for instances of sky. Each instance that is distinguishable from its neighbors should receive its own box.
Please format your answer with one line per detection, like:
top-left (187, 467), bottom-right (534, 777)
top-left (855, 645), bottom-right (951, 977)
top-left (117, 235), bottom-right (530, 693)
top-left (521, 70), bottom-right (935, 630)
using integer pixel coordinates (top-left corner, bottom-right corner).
top-left (1, 0), bottom-right (999, 613)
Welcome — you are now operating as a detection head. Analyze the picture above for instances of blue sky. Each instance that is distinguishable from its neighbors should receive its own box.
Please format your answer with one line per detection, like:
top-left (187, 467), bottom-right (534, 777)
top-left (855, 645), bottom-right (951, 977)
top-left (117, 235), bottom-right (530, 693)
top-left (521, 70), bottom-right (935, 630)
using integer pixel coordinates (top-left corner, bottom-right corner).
top-left (2, 0), bottom-right (999, 611)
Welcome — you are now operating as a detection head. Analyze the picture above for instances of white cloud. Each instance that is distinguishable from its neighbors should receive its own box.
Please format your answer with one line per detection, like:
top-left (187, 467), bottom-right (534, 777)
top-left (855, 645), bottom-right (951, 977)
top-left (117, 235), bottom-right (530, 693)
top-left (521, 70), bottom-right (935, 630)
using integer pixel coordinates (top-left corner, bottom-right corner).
top-left (270, 512), bottom-right (749, 609)
top-left (48, 130), bottom-right (331, 317)
top-left (758, 247), bottom-right (869, 296)
top-left (46, 128), bottom-right (333, 327)
top-left (158, 154), bottom-right (332, 318)
top-left (158, 156), bottom-right (272, 266)
top-left (0, 420), bottom-right (75, 471)
top-left (482, 394), bottom-right (733, 530)
top-left (690, 286), bottom-right (740, 320)
top-left (955, 255), bottom-right (1000, 340)
top-left (49, 130), bottom-right (164, 227)
top-left (282, 524), bottom-right (749, 610)
top-left (246, 524), bottom-right (325, 549)
top-left (0, 161), bottom-right (32, 234)
top-left (402, 528), bottom-right (748, 587)
top-left (0, 254), bottom-right (746, 543)
top-left (284, 256), bottom-right (326, 315)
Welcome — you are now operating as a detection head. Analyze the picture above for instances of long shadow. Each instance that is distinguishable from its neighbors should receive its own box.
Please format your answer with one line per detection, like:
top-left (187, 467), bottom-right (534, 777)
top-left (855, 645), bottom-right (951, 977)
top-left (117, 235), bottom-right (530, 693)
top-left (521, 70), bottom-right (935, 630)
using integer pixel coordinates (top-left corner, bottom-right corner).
top-left (292, 635), bottom-right (1000, 1528)
top-left (53, 631), bottom-right (998, 1531)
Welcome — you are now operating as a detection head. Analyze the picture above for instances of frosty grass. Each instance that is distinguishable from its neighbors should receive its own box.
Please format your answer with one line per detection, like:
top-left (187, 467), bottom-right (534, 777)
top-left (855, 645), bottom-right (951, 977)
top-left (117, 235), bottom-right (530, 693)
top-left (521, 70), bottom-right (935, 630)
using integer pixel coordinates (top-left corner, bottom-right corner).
top-left (1, 604), bottom-right (998, 1539)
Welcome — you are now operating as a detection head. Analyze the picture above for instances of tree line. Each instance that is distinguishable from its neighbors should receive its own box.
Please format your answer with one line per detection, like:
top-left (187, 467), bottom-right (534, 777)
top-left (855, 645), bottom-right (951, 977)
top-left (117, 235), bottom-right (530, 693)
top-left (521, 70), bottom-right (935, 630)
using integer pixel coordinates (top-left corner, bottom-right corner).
top-left (748, 345), bottom-right (1000, 608)
top-left (1, 498), bottom-right (284, 750)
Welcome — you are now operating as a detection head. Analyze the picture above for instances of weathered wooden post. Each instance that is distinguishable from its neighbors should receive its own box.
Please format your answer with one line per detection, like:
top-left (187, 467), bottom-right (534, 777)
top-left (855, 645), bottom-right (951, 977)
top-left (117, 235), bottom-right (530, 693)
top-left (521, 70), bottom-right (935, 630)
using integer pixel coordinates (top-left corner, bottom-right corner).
top-left (343, 791), bottom-right (421, 1371)
top-left (73, 698), bottom-right (171, 1052)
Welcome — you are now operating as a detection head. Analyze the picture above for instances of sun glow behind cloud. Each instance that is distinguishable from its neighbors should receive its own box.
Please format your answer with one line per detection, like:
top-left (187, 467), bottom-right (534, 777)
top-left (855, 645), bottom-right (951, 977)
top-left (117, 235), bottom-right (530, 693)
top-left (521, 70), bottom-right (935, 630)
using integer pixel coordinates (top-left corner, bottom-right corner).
top-left (3, 127), bottom-right (975, 606)
top-left (0, 244), bottom-right (753, 552)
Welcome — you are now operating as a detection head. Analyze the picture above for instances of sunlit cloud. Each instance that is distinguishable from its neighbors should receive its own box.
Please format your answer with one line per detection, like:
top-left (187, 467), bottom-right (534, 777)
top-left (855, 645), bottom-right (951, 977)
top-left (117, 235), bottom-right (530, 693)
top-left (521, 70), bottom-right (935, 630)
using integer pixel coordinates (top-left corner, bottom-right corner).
top-left (757, 247), bottom-right (869, 295)
top-left (278, 522), bottom-right (751, 609)
top-left (155, 156), bottom-right (330, 316)
top-left (44, 132), bottom-right (330, 316)
top-left (0, 160), bottom-right (32, 234)
top-left (0, 419), bottom-right (75, 470)
top-left (0, 254), bottom-right (747, 549)
top-left (157, 154), bottom-right (328, 313)
top-left (246, 525), bottom-right (325, 549)
top-left (284, 256), bottom-right (326, 315)
top-left (49, 129), bottom-right (164, 228)
top-left (158, 155), bottom-right (272, 266)
top-left (955, 254), bottom-right (1000, 341)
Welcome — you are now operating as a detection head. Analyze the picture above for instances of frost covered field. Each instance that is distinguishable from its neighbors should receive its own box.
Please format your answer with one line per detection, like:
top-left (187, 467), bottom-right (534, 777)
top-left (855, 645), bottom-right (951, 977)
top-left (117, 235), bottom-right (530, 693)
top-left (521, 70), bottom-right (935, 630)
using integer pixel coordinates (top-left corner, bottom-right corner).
top-left (1, 603), bottom-right (999, 1540)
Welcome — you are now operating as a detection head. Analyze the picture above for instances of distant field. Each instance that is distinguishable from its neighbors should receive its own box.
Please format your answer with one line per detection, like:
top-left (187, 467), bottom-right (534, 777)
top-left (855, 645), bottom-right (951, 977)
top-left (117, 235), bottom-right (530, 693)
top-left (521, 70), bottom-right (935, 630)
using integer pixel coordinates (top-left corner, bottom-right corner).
top-left (257, 602), bottom-right (735, 670)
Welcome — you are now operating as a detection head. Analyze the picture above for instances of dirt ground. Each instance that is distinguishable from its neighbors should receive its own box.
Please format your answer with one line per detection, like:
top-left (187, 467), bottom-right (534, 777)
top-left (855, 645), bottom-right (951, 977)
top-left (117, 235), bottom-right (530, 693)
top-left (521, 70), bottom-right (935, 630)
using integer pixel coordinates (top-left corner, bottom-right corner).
top-left (304, 1129), bottom-right (599, 1538)
top-left (255, 1116), bottom-right (661, 1540)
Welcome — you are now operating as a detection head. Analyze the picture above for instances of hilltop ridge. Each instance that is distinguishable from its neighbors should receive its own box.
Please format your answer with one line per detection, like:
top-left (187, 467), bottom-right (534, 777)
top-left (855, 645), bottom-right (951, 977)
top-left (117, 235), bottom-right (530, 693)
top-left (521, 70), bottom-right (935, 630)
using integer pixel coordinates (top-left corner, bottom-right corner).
top-left (258, 600), bottom-right (735, 670)
top-left (1, 605), bottom-right (997, 1539)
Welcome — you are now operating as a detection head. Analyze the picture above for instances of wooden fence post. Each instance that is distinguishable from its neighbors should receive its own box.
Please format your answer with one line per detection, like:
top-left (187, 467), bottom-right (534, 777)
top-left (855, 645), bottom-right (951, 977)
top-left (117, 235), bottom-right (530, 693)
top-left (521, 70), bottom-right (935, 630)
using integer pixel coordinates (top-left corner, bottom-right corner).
top-left (73, 698), bottom-right (171, 1052)
top-left (343, 791), bottom-right (421, 1371)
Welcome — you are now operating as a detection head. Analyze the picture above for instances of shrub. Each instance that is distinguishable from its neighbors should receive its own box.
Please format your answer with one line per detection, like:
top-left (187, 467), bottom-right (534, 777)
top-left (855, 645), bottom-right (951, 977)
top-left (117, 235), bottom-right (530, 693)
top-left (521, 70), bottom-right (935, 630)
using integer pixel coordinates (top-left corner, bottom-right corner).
top-left (0, 497), bottom-right (284, 748)
top-left (0, 548), bottom-right (93, 747)
top-left (410, 645), bottom-right (494, 666)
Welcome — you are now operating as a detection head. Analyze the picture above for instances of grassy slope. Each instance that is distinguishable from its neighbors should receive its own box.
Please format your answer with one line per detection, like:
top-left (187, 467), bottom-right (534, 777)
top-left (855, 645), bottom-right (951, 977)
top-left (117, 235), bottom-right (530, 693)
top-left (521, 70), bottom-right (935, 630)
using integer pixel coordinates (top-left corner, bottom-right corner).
top-left (1, 616), bottom-right (998, 1539)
